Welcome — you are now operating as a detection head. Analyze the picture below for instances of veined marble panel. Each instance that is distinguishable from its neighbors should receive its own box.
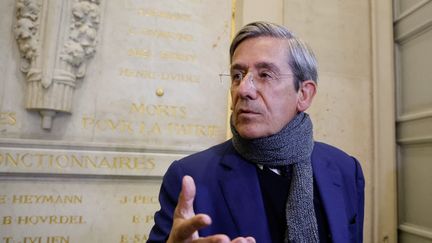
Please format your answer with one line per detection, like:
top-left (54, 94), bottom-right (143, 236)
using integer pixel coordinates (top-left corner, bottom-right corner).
top-left (0, 0), bottom-right (233, 152)
top-left (0, 178), bottom-right (162, 243)
top-left (0, 0), bottom-right (233, 241)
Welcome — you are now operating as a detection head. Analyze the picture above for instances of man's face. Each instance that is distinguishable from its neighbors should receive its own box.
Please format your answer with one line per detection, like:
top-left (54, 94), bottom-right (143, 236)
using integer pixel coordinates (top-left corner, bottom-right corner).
top-left (230, 37), bottom-right (302, 139)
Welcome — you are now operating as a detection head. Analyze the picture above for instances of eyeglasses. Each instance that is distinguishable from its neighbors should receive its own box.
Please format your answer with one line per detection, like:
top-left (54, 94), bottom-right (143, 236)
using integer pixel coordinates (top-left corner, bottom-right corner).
top-left (219, 70), bottom-right (294, 90)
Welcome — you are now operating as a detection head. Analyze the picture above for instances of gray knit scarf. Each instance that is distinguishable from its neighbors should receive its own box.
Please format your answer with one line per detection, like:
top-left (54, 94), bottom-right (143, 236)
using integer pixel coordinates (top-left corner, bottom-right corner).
top-left (231, 112), bottom-right (319, 243)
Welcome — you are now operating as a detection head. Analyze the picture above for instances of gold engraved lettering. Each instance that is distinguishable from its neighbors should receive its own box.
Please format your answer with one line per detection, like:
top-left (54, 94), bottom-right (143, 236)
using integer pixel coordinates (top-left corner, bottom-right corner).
top-left (13, 195), bottom-right (31, 204)
top-left (119, 195), bottom-right (158, 205)
top-left (146, 215), bottom-right (154, 223)
top-left (137, 8), bottom-right (192, 21)
top-left (0, 112), bottom-right (17, 126)
top-left (127, 48), bottom-right (151, 58)
top-left (119, 68), bottom-right (199, 83)
top-left (0, 153), bottom-right (32, 168)
top-left (55, 155), bottom-right (69, 169)
top-left (82, 117), bottom-right (135, 133)
top-left (133, 195), bottom-right (158, 204)
top-left (12, 195), bottom-right (82, 205)
top-left (159, 72), bottom-right (199, 82)
top-left (159, 51), bottom-right (196, 62)
top-left (2, 216), bottom-right (12, 225)
top-left (119, 196), bottom-right (127, 204)
top-left (120, 235), bottom-right (128, 243)
top-left (132, 215), bottom-right (140, 224)
top-left (139, 122), bottom-right (146, 133)
top-left (130, 214), bottom-right (154, 224)
top-left (24, 237), bottom-right (38, 243)
top-left (0, 195), bottom-right (6, 204)
top-left (168, 123), bottom-right (219, 137)
top-left (23, 236), bottom-right (70, 243)
top-left (16, 215), bottom-right (85, 225)
top-left (3, 237), bottom-right (13, 243)
top-left (34, 153), bottom-right (51, 168)
top-left (148, 123), bottom-right (161, 135)
top-left (72, 155), bottom-right (155, 170)
top-left (0, 152), bottom-right (155, 171)
top-left (119, 68), bottom-right (156, 79)
top-left (120, 234), bottom-right (148, 243)
top-left (128, 27), bottom-right (194, 42)
top-left (130, 103), bottom-right (187, 118)
top-left (99, 157), bottom-right (112, 168)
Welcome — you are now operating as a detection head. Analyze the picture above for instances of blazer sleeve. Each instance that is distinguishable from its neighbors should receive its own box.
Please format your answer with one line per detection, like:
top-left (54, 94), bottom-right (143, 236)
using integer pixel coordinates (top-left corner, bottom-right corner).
top-left (353, 157), bottom-right (365, 243)
top-left (147, 161), bottom-right (184, 243)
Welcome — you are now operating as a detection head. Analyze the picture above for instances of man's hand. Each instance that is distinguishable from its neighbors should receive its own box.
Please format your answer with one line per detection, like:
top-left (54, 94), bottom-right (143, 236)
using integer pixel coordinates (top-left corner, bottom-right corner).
top-left (166, 176), bottom-right (256, 243)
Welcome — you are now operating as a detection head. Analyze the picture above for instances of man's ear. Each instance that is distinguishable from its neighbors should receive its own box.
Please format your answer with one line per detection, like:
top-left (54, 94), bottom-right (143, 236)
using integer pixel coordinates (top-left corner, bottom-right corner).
top-left (297, 80), bottom-right (317, 112)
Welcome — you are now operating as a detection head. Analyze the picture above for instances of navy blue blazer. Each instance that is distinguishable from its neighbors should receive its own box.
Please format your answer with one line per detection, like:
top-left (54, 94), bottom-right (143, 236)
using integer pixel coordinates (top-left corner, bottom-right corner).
top-left (148, 140), bottom-right (365, 243)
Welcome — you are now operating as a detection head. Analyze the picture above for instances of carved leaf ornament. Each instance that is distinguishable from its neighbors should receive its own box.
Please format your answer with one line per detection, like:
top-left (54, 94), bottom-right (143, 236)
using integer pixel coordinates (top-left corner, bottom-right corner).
top-left (14, 0), bottom-right (101, 129)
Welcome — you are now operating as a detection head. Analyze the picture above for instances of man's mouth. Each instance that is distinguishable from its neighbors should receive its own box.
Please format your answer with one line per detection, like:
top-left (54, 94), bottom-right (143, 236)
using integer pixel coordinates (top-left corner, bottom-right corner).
top-left (237, 108), bottom-right (260, 117)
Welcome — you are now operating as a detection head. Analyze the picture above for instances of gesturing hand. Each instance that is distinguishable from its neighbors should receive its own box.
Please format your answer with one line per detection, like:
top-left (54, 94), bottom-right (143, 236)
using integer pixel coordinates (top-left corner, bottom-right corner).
top-left (166, 176), bottom-right (256, 243)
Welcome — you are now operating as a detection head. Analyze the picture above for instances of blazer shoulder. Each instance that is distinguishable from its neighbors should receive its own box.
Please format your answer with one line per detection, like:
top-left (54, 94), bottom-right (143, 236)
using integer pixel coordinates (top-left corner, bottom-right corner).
top-left (169, 140), bottom-right (233, 173)
top-left (313, 142), bottom-right (365, 243)
top-left (313, 141), bottom-right (352, 159)
top-left (312, 141), bottom-right (364, 178)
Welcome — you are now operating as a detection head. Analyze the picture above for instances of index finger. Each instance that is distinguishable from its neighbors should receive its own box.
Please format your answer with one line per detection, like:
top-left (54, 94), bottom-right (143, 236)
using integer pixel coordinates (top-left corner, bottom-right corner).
top-left (175, 175), bottom-right (196, 219)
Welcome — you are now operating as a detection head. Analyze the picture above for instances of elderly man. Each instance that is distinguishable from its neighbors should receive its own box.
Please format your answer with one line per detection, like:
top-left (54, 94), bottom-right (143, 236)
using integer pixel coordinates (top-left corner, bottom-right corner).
top-left (147, 21), bottom-right (364, 243)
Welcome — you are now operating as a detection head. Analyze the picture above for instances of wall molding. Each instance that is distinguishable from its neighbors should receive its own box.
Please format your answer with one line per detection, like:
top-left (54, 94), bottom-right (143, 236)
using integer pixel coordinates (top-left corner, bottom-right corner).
top-left (394, 0), bottom-right (432, 22)
top-left (371, 0), bottom-right (398, 242)
top-left (397, 136), bottom-right (432, 145)
top-left (399, 223), bottom-right (432, 239)
top-left (397, 109), bottom-right (432, 122)
top-left (395, 18), bottom-right (432, 43)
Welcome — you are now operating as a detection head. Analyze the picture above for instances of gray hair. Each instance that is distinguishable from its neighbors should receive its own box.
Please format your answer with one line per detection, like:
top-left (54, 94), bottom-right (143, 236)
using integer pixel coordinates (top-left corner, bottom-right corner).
top-left (230, 21), bottom-right (318, 90)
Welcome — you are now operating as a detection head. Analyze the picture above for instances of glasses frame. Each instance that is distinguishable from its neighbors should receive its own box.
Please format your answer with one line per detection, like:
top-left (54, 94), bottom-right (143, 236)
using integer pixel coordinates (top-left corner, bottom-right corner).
top-left (218, 72), bottom-right (294, 90)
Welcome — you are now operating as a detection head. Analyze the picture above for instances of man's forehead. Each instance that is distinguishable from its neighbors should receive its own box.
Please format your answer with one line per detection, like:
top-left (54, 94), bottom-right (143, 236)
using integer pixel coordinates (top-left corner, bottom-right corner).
top-left (230, 37), bottom-right (290, 69)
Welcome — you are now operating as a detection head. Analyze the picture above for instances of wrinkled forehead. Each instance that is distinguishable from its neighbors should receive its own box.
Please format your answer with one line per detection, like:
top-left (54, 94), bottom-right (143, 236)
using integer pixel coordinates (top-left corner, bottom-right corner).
top-left (230, 37), bottom-right (291, 71)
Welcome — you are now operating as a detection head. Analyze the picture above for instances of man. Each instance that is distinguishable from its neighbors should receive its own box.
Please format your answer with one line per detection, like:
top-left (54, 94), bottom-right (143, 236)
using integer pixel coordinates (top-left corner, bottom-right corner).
top-left (147, 21), bottom-right (364, 243)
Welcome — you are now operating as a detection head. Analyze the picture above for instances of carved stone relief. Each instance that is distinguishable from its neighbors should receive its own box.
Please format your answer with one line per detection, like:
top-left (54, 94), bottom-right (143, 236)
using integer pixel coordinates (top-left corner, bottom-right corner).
top-left (14, 0), bottom-right (101, 129)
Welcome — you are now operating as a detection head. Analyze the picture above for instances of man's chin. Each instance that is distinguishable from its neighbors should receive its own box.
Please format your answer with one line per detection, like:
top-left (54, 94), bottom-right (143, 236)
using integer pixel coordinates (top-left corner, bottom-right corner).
top-left (235, 125), bottom-right (267, 139)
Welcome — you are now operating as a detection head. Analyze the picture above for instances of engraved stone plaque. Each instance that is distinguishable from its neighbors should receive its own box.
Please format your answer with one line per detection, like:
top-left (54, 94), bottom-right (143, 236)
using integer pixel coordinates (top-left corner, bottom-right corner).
top-left (1, 0), bottom-right (232, 151)
top-left (0, 0), bottom-right (233, 241)
top-left (0, 178), bottom-right (161, 242)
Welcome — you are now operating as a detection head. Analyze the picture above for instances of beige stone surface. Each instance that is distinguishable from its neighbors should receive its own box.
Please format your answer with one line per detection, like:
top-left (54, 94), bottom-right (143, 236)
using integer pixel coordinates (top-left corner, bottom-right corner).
top-left (0, 0), bottom-right (233, 242)
top-left (282, 0), bottom-right (373, 241)
top-left (0, 178), bottom-right (161, 243)
top-left (0, 0), bottom-right (400, 242)
top-left (1, 0), bottom-right (232, 151)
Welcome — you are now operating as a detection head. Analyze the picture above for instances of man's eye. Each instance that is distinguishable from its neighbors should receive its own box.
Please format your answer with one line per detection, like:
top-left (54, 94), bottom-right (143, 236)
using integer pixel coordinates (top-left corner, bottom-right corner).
top-left (231, 72), bottom-right (243, 82)
top-left (259, 72), bottom-right (275, 81)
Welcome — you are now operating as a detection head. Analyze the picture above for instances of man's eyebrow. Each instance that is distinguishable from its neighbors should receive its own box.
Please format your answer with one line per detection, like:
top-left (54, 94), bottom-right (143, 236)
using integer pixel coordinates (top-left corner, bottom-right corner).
top-left (230, 63), bottom-right (247, 71)
top-left (255, 62), bottom-right (281, 73)
top-left (230, 62), bottom-right (281, 72)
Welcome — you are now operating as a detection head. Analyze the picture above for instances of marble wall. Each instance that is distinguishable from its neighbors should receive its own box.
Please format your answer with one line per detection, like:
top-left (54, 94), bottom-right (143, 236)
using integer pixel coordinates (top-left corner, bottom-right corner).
top-left (1, 0), bottom-right (393, 242)
top-left (0, 0), bottom-right (233, 242)
top-left (235, 0), bottom-right (377, 241)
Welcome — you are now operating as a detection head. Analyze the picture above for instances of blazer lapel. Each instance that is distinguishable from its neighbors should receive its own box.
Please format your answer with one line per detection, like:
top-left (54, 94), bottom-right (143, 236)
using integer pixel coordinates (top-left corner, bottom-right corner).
top-left (312, 152), bottom-right (349, 243)
top-left (218, 147), bottom-right (271, 242)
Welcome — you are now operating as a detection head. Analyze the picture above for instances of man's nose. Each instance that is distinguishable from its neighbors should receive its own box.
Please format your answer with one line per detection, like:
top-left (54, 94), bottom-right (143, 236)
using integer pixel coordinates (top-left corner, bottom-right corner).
top-left (236, 73), bottom-right (257, 98)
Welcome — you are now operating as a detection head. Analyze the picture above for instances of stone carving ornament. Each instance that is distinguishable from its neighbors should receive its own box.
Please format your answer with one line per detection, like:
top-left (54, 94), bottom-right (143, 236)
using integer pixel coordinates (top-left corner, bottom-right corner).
top-left (14, 0), bottom-right (101, 129)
